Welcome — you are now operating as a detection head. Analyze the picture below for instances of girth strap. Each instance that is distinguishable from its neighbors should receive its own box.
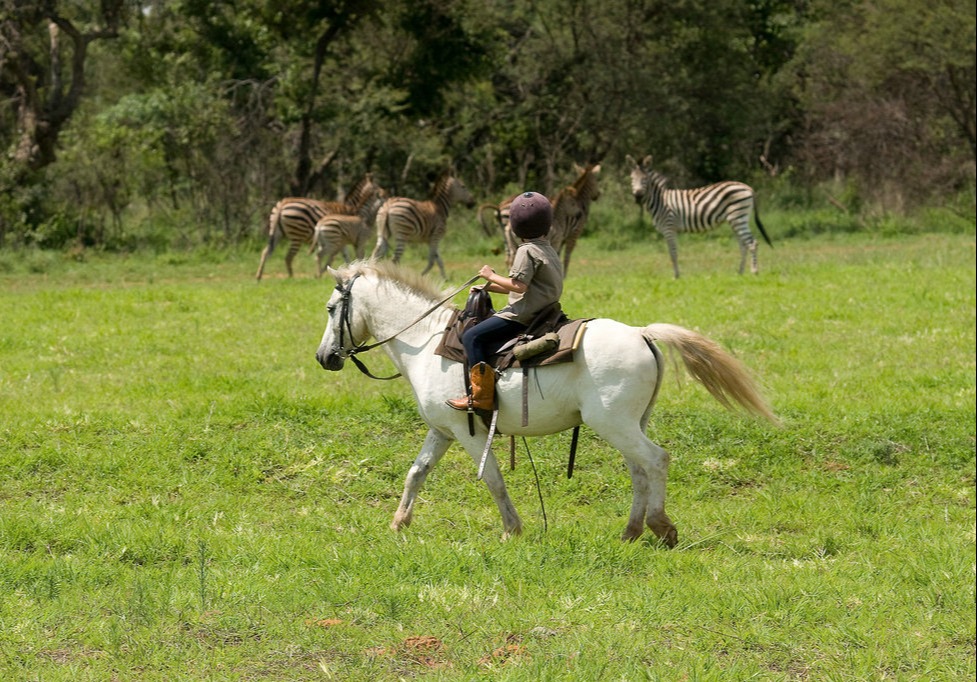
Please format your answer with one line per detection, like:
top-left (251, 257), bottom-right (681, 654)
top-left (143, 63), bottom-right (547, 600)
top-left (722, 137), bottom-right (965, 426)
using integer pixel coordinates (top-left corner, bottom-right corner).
top-left (567, 426), bottom-right (580, 479)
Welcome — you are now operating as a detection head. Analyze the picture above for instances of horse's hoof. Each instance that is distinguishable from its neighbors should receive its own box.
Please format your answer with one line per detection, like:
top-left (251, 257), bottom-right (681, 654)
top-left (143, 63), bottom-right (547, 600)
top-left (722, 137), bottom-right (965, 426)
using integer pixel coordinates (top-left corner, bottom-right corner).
top-left (621, 525), bottom-right (644, 542)
top-left (390, 512), bottom-right (412, 531)
top-left (501, 525), bottom-right (523, 541)
top-left (647, 515), bottom-right (678, 548)
top-left (651, 525), bottom-right (678, 549)
top-left (659, 528), bottom-right (678, 548)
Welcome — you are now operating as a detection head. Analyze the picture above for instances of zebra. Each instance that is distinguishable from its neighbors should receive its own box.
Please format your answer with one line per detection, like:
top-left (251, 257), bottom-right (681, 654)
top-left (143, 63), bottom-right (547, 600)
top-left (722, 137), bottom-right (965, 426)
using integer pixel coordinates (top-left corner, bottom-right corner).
top-left (501, 163), bottom-right (602, 276)
top-left (255, 173), bottom-right (382, 280)
top-left (626, 155), bottom-right (772, 278)
top-left (371, 170), bottom-right (475, 280)
top-left (309, 191), bottom-right (386, 277)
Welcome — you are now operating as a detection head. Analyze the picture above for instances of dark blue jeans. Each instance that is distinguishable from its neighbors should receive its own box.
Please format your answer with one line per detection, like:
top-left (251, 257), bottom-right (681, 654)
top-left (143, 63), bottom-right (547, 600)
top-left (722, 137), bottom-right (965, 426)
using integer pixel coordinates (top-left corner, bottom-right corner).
top-left (462, 315), bottom-right (526, 366)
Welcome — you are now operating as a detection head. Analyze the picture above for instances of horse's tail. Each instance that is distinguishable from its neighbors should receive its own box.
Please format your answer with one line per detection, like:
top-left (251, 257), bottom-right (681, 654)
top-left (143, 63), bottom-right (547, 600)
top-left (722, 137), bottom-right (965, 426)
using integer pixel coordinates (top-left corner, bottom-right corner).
top-left (642, 323), bottom-right (779, 424)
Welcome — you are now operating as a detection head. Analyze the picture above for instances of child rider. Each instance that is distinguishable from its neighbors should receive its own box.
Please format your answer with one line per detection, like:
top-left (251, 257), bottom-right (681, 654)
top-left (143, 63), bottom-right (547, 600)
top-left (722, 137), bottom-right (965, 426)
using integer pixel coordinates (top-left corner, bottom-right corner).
top-left (446, 191), bottom-right (564, 411)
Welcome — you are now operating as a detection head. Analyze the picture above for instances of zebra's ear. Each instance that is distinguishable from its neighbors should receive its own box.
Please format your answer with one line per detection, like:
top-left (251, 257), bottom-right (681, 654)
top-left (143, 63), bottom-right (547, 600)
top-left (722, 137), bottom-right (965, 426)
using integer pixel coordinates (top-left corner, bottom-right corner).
top-left (642, 155), bottom-right (653, 168)
top-left (625, 155), bottom-right (636, 167)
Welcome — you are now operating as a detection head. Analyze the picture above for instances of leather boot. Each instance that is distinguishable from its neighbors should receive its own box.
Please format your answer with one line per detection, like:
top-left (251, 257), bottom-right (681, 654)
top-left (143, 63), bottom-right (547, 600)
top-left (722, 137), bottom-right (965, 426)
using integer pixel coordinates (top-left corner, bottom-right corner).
top-left (446, 362), bottom-right (496, 411)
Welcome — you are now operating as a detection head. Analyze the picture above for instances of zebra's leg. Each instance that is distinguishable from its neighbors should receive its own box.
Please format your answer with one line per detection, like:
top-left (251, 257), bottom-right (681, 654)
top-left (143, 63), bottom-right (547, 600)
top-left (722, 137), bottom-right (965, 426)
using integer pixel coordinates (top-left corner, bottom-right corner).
top-left (392, 428), bottom-right (452, 531)
top-left (314, 247), bottom-right (324, 278)
top-left (749, 239), bottom-right (759, 274)
top-left (423, 243), bottom-right (447, 279)
top-left (664, 231), bottom-right (681, 279)
top-left (324, 246), bottom-right (341, 272)
top-left (284, 240), bottom-right (303, 278)
top-left (562, 234), bottom-right (579, 276)
top-left (504, 226), bottom-right (518, 268)
top-left (392, 239), bottom-right (406, 264)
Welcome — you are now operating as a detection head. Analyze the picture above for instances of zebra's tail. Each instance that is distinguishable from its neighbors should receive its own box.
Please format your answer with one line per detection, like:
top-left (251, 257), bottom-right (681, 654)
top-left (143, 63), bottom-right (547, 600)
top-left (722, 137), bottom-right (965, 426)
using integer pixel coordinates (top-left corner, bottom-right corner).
top-left (255, 204), bottom-right (284, 280)
top-left (371, 202), bottom-right (392, 259)
top-left (476, 203), bottom-right (502, 237)
top-left (754, 199), bottom-right (772, 247)
top-left (642, 323), bottom-right (779, 425)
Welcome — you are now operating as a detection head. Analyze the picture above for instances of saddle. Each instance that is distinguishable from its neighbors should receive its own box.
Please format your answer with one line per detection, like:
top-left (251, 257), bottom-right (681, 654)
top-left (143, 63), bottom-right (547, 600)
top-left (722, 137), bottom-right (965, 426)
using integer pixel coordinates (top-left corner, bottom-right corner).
top-left (434, 288), bottom-right (589, 371)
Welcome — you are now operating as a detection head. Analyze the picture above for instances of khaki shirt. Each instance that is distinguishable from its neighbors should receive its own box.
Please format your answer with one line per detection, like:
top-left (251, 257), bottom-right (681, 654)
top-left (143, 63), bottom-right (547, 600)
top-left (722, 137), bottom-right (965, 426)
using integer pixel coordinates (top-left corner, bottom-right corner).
top-left (497, 238), bottom-right (564, 324)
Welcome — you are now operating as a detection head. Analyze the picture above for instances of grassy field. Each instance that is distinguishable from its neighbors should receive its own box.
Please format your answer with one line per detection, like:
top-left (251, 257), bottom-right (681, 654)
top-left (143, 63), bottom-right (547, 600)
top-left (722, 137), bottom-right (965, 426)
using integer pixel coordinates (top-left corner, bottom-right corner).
top-left (0, 230), bottom-right (974, 680)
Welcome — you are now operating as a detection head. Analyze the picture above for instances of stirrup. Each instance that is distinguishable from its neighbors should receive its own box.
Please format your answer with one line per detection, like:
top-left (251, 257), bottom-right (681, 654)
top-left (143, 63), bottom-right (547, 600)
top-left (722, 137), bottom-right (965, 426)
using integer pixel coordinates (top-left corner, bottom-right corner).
top-left (477, 408), bottom-right (500, 480)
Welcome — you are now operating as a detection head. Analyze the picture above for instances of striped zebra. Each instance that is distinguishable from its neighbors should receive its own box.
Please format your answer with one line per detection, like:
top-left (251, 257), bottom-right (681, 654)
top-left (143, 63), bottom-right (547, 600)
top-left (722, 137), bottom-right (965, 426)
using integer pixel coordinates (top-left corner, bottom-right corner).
top-left (371, 170), bottom-right (475, 279)
top-left (309, 191), bottom-right (386, 277)
top-left (501, 163), bottom-right (602, 276)
top-left (255, 173), bottom-right (382, 280)
top-left (626, 155), bottom-right (772, 278)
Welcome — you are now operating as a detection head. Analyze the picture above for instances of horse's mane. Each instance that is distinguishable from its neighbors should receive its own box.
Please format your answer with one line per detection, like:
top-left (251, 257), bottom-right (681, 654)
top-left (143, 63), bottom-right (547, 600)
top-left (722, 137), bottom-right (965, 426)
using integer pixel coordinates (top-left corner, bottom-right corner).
top-left (336, 260), bottom-right (455, 308)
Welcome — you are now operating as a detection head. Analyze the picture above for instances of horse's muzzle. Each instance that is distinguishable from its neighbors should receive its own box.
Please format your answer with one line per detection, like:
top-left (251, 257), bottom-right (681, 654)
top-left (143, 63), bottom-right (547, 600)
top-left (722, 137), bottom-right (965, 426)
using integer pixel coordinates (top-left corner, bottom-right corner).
top-left (316, 350), bottom-right (345, 371)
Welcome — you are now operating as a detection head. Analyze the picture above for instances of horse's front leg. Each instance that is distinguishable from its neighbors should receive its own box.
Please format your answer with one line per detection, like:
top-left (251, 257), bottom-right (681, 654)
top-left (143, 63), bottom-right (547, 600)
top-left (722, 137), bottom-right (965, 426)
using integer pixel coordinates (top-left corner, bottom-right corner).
top-left (392, 428), bottom-right (452, 531)
top-left (459, 436), bottom-right (523, 539)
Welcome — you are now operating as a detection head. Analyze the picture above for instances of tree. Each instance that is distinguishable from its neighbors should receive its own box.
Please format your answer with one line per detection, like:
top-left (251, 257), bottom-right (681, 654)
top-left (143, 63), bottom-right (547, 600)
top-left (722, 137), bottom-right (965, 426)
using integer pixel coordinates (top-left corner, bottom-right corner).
top-left (0, 0), bottom-right (127, 244)
top-left (0, 0), bottom-right (126, 172)
top-left (789, 0), bottom-right (976, 204)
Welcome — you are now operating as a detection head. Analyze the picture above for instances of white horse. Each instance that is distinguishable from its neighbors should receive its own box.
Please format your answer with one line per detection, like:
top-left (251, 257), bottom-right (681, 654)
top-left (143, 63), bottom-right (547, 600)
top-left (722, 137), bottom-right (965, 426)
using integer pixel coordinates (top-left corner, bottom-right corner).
top-left (315, 261), bottom-right (778, 546)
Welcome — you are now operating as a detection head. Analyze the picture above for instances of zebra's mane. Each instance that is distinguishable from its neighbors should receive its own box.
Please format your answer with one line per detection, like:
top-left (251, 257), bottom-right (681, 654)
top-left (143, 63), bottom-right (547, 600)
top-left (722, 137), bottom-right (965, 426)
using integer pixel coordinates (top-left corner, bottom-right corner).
top-left (571, 164), bottom-right (600, 194)
top-left (643, 169), bottom-right (668, 191)
top-left (337, 260), bottom-right (454, 308)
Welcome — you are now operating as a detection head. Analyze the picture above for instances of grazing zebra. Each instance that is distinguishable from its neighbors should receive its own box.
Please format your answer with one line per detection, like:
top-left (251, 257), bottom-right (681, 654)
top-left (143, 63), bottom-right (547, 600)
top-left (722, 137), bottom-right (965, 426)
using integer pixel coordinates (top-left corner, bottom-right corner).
top-left (309, 191), bottom-right (386, 277)
top-left (626, 155), bottom-right (771, 278)
top-left (501, 163), bottom-right (602, 276)
top-left (255, 173), bottom-right (382, 280)
top-left (371, 170), bottom-right (475, 279)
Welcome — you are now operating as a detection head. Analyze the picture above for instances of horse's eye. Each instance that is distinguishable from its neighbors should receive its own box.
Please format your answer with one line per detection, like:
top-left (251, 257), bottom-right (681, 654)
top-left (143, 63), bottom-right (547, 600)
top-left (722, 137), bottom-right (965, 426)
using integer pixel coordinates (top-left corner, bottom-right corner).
top-left (327, 304), bottom-right (336, 314)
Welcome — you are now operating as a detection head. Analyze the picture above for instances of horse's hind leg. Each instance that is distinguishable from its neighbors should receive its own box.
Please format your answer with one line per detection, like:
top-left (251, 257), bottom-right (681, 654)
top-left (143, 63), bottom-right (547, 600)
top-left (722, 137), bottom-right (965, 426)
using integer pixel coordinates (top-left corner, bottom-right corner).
top-left (641, 440), bottom-right (677, 547)
top-left (392, 428), bottom-right (452, 531)
top-left (596, 424), bottom-right (677, 547)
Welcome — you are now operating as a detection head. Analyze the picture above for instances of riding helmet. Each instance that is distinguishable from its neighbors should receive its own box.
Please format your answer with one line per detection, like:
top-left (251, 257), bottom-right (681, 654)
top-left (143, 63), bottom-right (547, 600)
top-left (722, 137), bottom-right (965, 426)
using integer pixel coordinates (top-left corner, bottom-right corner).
top-left (509, 191), bottom-right (552, 239)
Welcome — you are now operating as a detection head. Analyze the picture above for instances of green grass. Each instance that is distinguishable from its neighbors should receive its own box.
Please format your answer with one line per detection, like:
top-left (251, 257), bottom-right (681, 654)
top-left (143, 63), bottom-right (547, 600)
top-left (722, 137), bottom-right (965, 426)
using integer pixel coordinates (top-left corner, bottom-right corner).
top-left (1, 230), bottom-right (974, 680)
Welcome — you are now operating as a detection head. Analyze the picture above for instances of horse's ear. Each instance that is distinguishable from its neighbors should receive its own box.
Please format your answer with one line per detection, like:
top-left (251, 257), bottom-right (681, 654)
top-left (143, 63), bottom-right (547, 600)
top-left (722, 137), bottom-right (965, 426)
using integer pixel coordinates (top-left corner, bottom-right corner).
top-left (327, 266), bottom-right (343, 285)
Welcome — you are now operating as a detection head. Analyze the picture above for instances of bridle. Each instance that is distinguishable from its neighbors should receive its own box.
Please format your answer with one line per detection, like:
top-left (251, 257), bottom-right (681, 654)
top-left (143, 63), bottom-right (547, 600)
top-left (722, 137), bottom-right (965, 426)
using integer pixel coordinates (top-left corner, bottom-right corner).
top-left (332, 272), bottom-right (480, 381)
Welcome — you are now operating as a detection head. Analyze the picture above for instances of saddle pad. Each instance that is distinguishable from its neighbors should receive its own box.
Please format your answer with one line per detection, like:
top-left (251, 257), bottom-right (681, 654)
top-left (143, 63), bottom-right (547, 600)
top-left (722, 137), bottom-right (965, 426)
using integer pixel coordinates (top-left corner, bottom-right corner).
top-left (434, 312), bottom-right (589, 369)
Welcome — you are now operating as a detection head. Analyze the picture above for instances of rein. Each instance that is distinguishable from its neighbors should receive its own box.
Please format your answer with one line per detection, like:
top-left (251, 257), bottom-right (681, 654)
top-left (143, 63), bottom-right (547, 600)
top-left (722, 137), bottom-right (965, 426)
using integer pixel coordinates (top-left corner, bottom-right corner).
top-left (338, 272), bottom-right (481, 380)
